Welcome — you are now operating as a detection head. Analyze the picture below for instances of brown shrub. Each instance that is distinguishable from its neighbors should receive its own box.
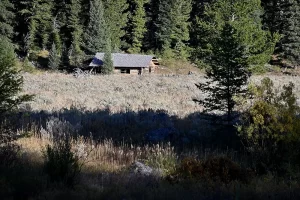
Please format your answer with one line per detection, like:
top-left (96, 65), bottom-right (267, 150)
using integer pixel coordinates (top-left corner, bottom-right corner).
top-left (169, 156), bottom-right (250, 184)
top-left (202, 156), bottom-right (247, 184)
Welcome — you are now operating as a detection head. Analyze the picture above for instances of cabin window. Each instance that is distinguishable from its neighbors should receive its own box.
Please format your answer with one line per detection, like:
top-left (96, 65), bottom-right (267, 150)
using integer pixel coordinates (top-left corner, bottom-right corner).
top-left (121, 69), bottom-right (130, 74)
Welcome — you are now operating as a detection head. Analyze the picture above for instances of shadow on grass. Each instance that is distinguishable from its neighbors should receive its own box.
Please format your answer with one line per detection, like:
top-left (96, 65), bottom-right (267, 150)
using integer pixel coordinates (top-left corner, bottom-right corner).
top-left (1, 150), bottom-right (300, 200)
top-left (2, 108), bottom-right (300, 200)
top-left (10, 107), bottom-right (242, 151)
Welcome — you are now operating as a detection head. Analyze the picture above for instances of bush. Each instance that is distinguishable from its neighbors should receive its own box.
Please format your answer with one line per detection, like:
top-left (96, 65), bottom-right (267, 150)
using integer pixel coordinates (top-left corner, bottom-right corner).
top-left (43, 135), bottom-right (81, 187)
top-left (237, 77), bottom-right (300, 174)
top-left (21, 57), bottom-right (37, 73)
top-left (170, 156), bottom-right (248, 184)
top-left (144, 143), bottom-right (177, 176)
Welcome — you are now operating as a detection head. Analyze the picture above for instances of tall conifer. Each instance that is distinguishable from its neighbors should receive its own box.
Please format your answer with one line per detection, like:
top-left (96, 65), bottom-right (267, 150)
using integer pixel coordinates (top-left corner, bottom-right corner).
top-left (125, 0), bottom-right (148, 53)
top-left (280, 0), bottom-right (300, 66)
top-left (194, 23), bottom-right (250, 122)
top-left (155, 0), bottom-right (192, 58)
top-left (67, 0), bottom-right (83, 54)
top-left (102, 38), bottom-right (114, 74)
top-left (20, 0), bottom-right (54, 50)
top-left (143, 0), bottom-right (160, 51)
top-left (67, 0), bottom-right (84, 67)
top-left (48, 43), bottom-right (61, 70)
top-left (261, 0), bottom-right (287, 36)
top-left (0, 0), bottom-right (15, 40)
top-left (103, 0), bottom-right (129, 51)
top-left (193, 0), bottom-right (278, 72)
top-left (84, 0), bottom-right (107, 54)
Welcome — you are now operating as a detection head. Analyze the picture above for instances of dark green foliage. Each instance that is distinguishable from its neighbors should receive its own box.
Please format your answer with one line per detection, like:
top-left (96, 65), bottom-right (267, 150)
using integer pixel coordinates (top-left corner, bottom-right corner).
top-left (193, 0), bottom-right (278, 72)
top-left (261, 0), bottom-right (287, 36)
top-left (67, 0), bottom-right (83, 56)
top-left (155, 0), bottom-right (192, 58)
top-left (22, 57), bottom-right (36, 73)
top-left (4, 0), bottom-right (299, 71)
top-left (193, 23), bottom-right (250, 122)
top-left (280, 0), bottom-right (300, 66)
top-left (102, 38), bottom-right (114, 74)
top-left (237, 77), bottom-right (300, 174)
top-left (155, 0), bottom-right (172, 53)
top-left (52, 25), bottom-right (62, 55)
top-left (48, 43), bottom-right (61, 70)
top-left (103, 0), bottom-right (129, 51)
top-left (189, 0), bottom-right (216, 65)
top-left (143, 0), bottom-right (159, 51)
top-left (69, 42), bottom-right (84, 67)
top-left (84, 0), bottom-right (107, 54)
top-left (0, 37), bottom-right (32, 114)
top-left (20, 0), bottom-right (54, 51)
top-left (52, 0), bottom-right (68, 47)
top-left (261, 0), bottom-right (300, 64)
top-left (0, 0), bottom-right (14, 40)
top-left (43, 135), bottom-right (81, 187)
top-left (125, 0), bottom-right (148, 53)
top-left (60, 43), bottom-right (70, 69)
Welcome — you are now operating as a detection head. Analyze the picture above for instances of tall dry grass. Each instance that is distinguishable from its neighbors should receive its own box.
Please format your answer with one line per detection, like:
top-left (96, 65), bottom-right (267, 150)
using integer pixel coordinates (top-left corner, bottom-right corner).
top-left (17, 131), bottom-right (177, 173)
top-left (21, 72), bottom-right (300, 116)
top-left (21, 72), bottom-right (204, 116)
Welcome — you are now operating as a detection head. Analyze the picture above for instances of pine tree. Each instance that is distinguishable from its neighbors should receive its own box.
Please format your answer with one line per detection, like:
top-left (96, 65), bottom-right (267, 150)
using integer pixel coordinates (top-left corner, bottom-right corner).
top-left (193, 23), bottom-right (250, 122)
top-left (53, 0), bottom-right (68, 44)
top-left (280, 0), bottom-right (300, 66)
top-left (143, 0), bottom-right (160, 51)
top-left (67, 0), bottom-right (84, 67)
top-left (261, 0), bottom-right (287, 37)
top-left (103, 0), bottom-right (129, 51)
top-left (19, 0), bottom-right (38, 53)
top-left (67, 0), bottom-right (83, 55)
top-left (81, 0), bottom-right (91, 27)
top-left (169, 0), bottom-right (192, 58)
top-left (0, 0), bottom-right (15, 40)
top-left (84, 0), bottom-right (107, 54)
top-left (193, 0), bottom-right (278, 72)
top-left (102, 38), bottom-right (114, 74)
top-left (190, 0), bottom-right (215, 60)
top-left (20, 0), bottom-right (54, 51)
top-left (48, 43), bottom-right (61, 70)
top-left (52, 26), bottom-right (62, 55)
top-left (155, 0), bottom-right (192, 58)
top-left (60, 43), bottom-right (70, 68)
top-left (125, 0), bottom-right (148, 53)
top-left (155, 0), bottom-right (172, 52)
top-left (0, 36), bottom-right (32, 114)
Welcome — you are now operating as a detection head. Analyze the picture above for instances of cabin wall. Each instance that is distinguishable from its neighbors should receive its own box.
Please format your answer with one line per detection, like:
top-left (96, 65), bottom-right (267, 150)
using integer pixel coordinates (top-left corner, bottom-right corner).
top-left (114, 67), bottom-right (143, 75)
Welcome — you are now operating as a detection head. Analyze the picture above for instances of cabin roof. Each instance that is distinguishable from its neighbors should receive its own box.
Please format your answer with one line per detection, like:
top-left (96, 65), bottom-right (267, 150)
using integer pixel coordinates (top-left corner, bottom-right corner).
top-left (89, 53), bottom-right (154, 68)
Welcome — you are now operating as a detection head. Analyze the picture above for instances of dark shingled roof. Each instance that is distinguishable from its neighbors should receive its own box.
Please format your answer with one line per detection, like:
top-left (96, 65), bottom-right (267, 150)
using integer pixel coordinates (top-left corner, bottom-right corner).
top-left (89, 53), bottom-right (154, 68)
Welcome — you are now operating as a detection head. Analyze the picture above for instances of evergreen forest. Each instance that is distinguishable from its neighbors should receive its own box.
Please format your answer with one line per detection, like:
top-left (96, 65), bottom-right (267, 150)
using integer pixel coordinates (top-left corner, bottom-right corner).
top-left (1, 0), bottom-right (300, 71)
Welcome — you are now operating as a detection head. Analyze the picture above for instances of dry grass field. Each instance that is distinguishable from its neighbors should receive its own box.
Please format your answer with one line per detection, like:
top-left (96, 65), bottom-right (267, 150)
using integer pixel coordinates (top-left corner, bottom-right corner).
top-left (21, 72), bottom-right (300, 116)
top-left (21, 72), bottom-right (204, 116)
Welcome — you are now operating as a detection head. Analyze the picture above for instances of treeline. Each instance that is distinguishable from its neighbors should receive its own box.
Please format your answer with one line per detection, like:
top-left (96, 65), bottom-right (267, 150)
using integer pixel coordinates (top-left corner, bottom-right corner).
top-left (1, 0), bottom-right (300, 70)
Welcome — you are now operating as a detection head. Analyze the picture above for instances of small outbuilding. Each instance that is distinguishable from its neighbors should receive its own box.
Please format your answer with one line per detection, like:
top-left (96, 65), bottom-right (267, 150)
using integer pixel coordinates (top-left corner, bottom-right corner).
top-left (89, 53), bottom-right (158, 74)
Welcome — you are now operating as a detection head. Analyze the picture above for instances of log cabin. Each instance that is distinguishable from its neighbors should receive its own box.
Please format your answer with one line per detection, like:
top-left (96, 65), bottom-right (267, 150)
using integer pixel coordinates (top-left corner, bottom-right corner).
top-left (89, 53), bottom-right (159, 74)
